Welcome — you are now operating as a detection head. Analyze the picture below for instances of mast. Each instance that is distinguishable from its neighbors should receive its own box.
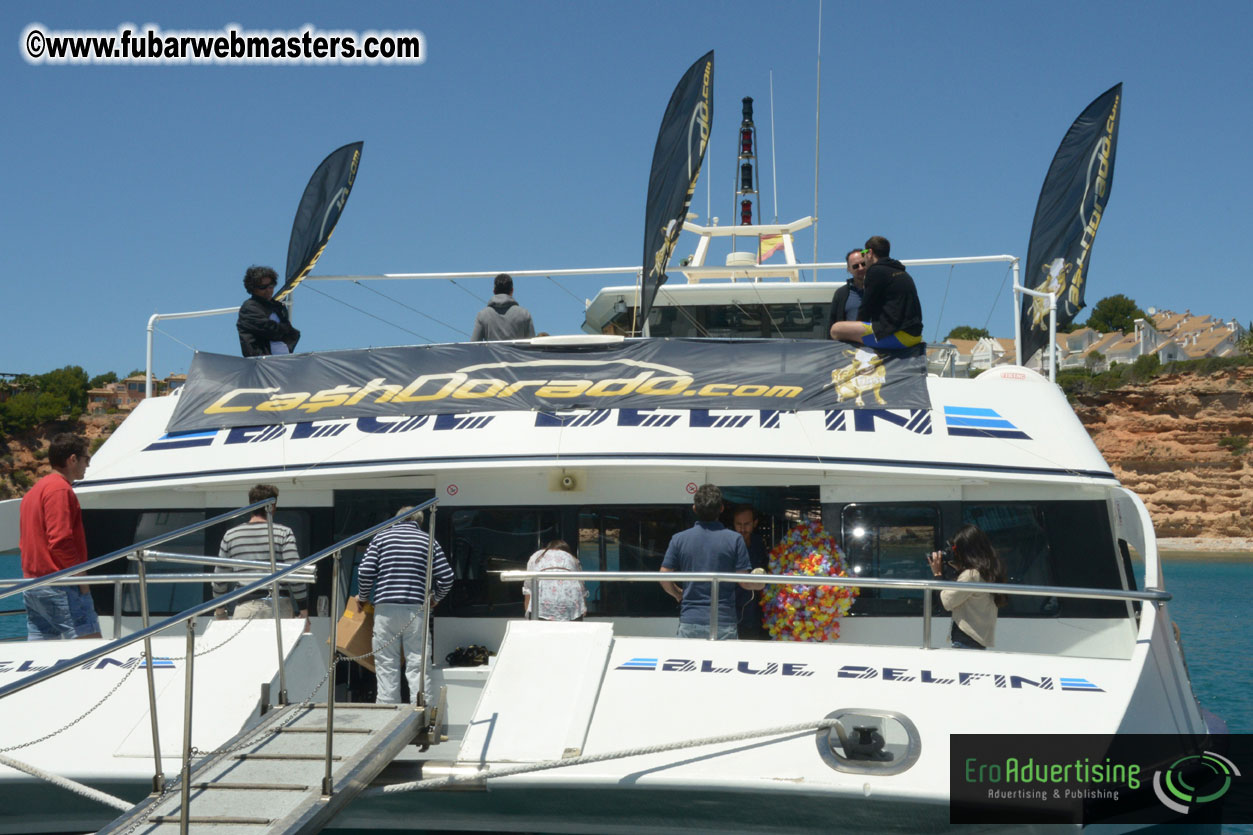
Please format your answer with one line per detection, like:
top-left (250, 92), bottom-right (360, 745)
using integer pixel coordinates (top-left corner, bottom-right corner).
top-left (732, 97), bottom-right (759, 254)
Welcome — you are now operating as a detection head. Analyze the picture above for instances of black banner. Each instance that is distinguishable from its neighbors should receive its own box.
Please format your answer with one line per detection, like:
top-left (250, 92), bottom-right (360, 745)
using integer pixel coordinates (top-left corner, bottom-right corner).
top-left (1019, 84), bottom-right (1121, 363)
top-left (167, 340), bottom-right (930, 432)
top-left (276, 141), bottom-right (364, 302)
top-left (641, 51), bottom-right (713, 332)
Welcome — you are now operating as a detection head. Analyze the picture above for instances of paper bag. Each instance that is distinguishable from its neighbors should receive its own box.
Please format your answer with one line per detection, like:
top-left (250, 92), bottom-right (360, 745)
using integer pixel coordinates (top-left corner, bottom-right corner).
top-left (335, 596), bottom-right (376, 672)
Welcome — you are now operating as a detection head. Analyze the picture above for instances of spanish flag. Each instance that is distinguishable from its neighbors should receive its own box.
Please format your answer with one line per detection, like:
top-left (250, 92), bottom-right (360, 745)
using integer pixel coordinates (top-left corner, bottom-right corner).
top-left (758, 234), bottom-right (784, 262)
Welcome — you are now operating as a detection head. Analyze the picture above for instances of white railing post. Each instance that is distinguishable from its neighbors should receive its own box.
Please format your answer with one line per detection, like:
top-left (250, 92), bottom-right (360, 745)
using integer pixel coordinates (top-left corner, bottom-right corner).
top-left (144, 306), bottom-right (238, 399)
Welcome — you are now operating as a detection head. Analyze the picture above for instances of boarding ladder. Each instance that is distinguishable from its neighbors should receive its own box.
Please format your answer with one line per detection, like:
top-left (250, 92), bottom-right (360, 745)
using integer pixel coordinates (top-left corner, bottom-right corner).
top-left (0, 497), bottom-right (447, 835)
top-left (98, 699), bottom-right (442, 834)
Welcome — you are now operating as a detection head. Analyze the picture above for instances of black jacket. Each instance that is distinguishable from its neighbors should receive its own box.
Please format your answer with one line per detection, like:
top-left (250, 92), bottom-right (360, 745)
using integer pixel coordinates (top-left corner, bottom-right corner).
top-left (237, 295), bottom-right (300, 357)
top-left (825, 278), bottom-right (865, 337)
top-left (859, 257), bottom-right (923, 340)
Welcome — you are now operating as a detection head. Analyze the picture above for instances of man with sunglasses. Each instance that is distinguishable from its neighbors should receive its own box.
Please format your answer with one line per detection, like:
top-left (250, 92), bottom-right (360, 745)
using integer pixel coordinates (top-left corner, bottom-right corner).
top-left (825, 247), bottom-right (870, 339)
top-left (237, 265), bottom-right (301, 357)
top-left (828, 236), bottom-right (923, 351)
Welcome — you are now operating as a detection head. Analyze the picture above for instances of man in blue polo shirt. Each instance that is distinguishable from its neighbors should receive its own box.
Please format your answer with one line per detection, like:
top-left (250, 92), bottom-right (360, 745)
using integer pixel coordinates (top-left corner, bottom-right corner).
top-left (660, 484), bottom-right (762, 640)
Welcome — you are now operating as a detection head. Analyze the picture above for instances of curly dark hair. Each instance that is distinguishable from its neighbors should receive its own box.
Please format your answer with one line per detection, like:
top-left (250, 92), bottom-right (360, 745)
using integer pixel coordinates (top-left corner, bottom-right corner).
top-left (243, 265), bottom-right (279, 294)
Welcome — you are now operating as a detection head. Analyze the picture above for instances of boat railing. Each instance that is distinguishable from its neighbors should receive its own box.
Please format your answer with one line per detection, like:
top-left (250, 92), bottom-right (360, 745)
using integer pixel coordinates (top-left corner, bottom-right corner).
top-left (0, 496), bottom-right (443, 833)
top-left (500, 569), bottom-right (1170, 644)
top-left (142, 252), bottom-right (1023, 395)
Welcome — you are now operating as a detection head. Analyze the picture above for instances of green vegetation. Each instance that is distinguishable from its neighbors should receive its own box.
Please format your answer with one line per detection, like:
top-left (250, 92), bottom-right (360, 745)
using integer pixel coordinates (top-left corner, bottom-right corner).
top-left (0, 365), bottom-right (119, 439)
top-left (945, 325), bottom-right (990, 341)
top-left (1058, 351), bottom-right (1253, 401)
top-left (1238, 326), bottom-right (1253, 357)
top-left (1218, 435), bottom-right (1249, 456)
top-left (1083, 294), bottom-right (1153, 334)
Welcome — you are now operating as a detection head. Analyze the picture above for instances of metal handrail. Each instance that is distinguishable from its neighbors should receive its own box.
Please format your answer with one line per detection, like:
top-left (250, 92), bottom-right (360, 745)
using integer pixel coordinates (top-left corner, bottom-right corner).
top-left (0, 496), bottom-right (439, 701)
top-left (0, 497), bottom-right (277, 604)
top-left (0, 495), bottom-right (440, 834)
top-left (500, 569), bottom-right (1169, 643)
top-left (499, 569), bottom-right (1170, 602)
top-left (0, 572), bottom-right (314, 586)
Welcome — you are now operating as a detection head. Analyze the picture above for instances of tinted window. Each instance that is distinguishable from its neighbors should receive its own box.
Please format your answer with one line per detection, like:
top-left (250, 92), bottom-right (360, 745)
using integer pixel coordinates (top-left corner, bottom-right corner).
top-left (840, 504), bottom-right (939, 615)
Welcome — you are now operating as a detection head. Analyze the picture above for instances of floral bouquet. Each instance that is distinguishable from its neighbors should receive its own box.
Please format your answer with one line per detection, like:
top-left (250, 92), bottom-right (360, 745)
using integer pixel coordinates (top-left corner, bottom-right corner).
top-left (760, 519), bottom-right (857, 641)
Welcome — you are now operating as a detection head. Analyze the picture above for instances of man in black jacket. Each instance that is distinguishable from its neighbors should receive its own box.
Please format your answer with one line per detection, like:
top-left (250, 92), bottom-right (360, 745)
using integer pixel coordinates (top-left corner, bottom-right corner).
top-left (825, 247), bottom-right (869, 338)
top-left (237, 265), bottom-right (300, 357)
top-left (829, 236), bottom-right (923, 350)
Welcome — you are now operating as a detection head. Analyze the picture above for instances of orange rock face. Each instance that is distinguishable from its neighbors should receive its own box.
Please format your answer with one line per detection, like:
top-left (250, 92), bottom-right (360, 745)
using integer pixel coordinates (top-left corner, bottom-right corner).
top-left (1073, 366), bottom-right (1253, 538)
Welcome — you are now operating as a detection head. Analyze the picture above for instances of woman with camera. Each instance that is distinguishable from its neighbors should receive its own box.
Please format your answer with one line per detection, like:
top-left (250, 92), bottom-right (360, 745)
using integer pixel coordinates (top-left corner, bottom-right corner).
top-left (926, 524), bottom-right (1008, 650)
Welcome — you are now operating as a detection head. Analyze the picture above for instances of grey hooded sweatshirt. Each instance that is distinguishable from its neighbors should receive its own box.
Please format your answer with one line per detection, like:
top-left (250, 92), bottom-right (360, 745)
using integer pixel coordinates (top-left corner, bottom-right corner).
top-left (471, 294), bottom-right (536, 341)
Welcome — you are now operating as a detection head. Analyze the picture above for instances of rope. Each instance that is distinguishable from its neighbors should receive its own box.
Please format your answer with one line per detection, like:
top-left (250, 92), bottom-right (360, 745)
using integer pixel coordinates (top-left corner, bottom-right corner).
top-left (365, 717), bottom-right (838, 795)
top-left (302, 283), bottom-right (431, 341)
top-left (352, 280), bottom-right (469, 338)
top-left (152, 325), bottom-right (196, 352)
top-left (448, 278), bottom-right (487, 305)
top-left (0, 753), bottom-right (131, 812)
top-left (984, 262), bottom-right (1014, 332)
top-left (932, 264), bottom-right (955, 343)
top-left (544, 275), bottom-right (585, 304)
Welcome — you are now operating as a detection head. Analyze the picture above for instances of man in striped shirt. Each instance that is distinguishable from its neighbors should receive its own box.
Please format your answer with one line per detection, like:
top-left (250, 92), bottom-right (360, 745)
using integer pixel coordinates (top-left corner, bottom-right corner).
top-left (355, 507), bottom-right (454, 705)
top-left (212, 484), bottom-right (307, 620)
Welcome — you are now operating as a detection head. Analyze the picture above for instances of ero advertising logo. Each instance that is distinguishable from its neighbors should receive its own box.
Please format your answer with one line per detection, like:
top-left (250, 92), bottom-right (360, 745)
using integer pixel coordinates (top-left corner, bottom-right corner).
top-left (1153, 751), bottom-right (1240, 815)
top-left (951, 733), bottom-right (1251, 826)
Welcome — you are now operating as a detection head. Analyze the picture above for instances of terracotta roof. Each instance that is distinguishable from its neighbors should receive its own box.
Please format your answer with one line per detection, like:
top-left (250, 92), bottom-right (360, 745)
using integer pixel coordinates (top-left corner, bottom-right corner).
top-left (1182, 331), bottom-right (1235, 358)
top-left (946, 338), bottom-right (977, 355)
top-left (1082, 332), bottom-right (1124, 356)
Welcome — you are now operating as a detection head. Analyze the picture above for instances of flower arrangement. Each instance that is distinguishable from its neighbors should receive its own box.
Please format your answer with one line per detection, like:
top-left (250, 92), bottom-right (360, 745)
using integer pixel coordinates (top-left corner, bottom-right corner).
top-left (760, 519), bottom-right (857, 641)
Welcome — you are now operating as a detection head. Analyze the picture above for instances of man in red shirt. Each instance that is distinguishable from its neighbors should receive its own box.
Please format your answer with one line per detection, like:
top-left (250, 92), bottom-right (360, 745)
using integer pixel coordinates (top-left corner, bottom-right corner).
top-left (20, 433), bottom-right (101, 640)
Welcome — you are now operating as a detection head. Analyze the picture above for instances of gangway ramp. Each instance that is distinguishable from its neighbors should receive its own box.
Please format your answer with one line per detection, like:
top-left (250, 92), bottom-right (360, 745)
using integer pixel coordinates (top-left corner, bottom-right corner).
top-left (99, 701), bottom-right (433, 834)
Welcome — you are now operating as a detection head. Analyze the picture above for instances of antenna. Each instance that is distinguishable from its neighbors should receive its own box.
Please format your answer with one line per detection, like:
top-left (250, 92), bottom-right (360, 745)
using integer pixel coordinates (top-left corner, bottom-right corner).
top-left (770, 70), bottom-right (779, 223)
top-left (812, 0), bottom-right (823, 279)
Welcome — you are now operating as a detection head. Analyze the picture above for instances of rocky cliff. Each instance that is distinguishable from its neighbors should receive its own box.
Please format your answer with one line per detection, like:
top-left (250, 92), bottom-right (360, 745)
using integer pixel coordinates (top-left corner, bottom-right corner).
top-left (1074, 365), bottom-right (1253, 538)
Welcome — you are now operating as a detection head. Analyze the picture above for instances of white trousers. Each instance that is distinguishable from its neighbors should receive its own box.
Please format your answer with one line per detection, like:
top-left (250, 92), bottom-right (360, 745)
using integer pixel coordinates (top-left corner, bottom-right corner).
top-left (372, 603), bottom-right (428, 705)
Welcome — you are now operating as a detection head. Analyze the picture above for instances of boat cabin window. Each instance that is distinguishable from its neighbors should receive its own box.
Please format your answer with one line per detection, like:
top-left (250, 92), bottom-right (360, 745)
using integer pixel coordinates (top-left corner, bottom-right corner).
top-left (436, 487), bottom-right (821, 618)
top-left (606, 302), bottom-right (832, 339)
top-left (444, 508), bottom-right (572, 617)
top-left (116, 508), bottom-right (312, 616)
top-left (828, 500), bottom-right (1125, 618)
top-left (839, 504), bottom-right (940, 615)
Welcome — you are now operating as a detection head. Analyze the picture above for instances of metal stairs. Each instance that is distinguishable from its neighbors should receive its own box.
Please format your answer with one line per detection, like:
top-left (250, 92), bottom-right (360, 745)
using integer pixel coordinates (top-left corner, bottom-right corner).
top-left (99, 700), bottom-right (437, 834)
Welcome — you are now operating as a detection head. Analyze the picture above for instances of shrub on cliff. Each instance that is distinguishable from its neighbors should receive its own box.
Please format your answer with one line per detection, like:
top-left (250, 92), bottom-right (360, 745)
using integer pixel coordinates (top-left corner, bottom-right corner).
top-left (1218, 435), bottom-right (1249, 456)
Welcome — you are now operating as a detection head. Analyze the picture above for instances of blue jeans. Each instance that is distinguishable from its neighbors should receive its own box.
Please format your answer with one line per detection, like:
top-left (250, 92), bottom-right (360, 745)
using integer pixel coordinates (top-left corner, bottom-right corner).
top-left (677, 621), bottom-right (738, 640)
top-left (24, 586), bottom-right (100, 640)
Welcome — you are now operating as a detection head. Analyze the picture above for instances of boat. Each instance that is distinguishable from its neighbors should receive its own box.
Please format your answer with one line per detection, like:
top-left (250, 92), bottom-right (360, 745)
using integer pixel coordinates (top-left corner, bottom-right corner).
top-left (0, 67), bottom-right (1221, 833)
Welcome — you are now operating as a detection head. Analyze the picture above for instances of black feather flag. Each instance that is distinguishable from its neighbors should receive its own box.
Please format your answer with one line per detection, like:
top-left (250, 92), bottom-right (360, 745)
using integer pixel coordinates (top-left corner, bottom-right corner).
top-left (275, 141), bottom-right (363, 302)
top-left (1020, 85), bottom-right (1121, 364)
top-left (640, 52), bottom-right (713, 332)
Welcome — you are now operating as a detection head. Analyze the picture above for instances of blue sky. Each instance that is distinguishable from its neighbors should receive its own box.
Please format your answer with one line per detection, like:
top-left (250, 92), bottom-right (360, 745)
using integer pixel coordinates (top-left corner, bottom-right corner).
top-left (3, 1), bottom-right (1250, 378)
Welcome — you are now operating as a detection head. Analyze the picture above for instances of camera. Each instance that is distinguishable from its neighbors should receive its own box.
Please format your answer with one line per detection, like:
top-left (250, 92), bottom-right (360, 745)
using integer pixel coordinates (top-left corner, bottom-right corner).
top-left (927, 544), bottom-right (954, 578)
